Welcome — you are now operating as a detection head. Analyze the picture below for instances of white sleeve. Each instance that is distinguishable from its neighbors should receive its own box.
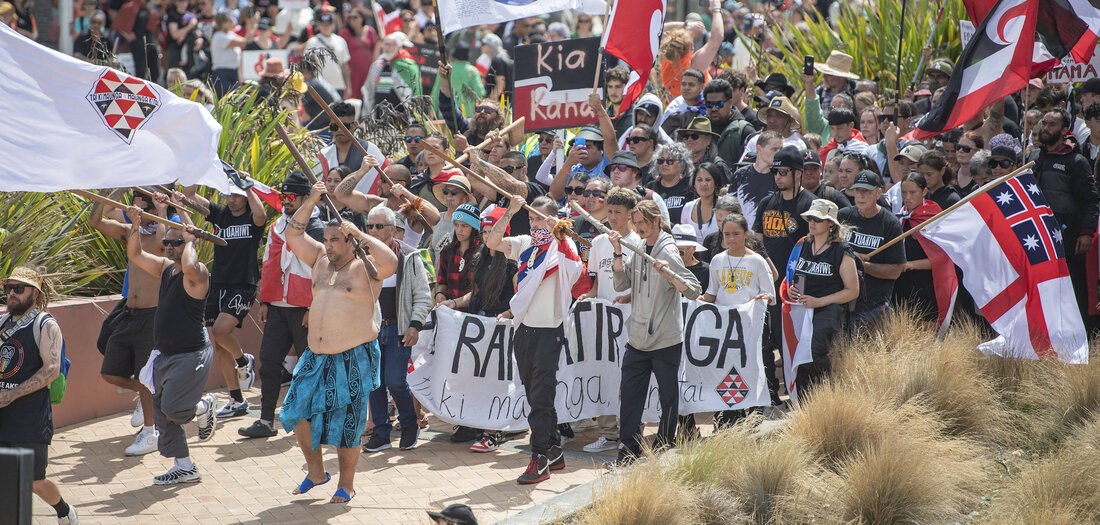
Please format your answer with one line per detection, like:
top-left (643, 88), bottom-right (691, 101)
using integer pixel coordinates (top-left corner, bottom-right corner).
top-left (755, 255), bottom-right (776, 296)
top-left (680, 199), bottom-right (694, 229)
top-left (534, 153), bottom-right (556, 186)
top-left (705, 256), bottom-right (719, 296)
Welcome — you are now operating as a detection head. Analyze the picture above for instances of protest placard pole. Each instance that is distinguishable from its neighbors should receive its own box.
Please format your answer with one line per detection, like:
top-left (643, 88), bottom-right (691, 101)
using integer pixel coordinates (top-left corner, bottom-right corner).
top-left (430, 0), bottom-right (462, 133)
top-left (894, 0), bottom-right (908, 105)
top-left (366, 0), bottom-right (385, 36)
top-left (591, 0), bottom-right (613, 92)
top-left (909, 0), bottom-right (946, 90)
top-left (70, 190), bottom-right (227, 246)
top-left (866, 161), bottom-right (1036, 257)
top-left (419, 140), bottom-right (592, 248)
top-left (305, 85), bottom-right (434, 233)
top-left (570, 201), bottom-right (701, 295)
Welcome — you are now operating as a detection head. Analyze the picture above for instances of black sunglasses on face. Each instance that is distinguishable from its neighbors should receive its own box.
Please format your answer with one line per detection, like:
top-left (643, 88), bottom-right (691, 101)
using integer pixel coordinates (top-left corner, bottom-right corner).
top-left (501, 165), bottom-right (520, 174)
top-left (656, 157), bottom-right (676, 165)
top-left (626, 136), bottom-right (651, 144)
top-left (162, 239), bottom-right (185, 246)
top-left (957, 145), bottom-right (974, 153)
top-left (329, 121), bottom-right (357, 132)
top-left (563, 186), bottom-right (585, 195)
top-left (4, 284), bottom-right (28, 294)
top-left (771, 168), bottom-right (792, 177)
top-left (441, 188), bottom-right (462, 196)
top-left (366, 223), bottom-right (388, 230)
top-left (475, 106), bottom-right (496, 115)
top-left (681, 132), bottom-right (703, 141)
top-left (404, 135), bottom-right (423, 143)
top-left (582, 190), bottom-right (605, 198)
top-left (989, 159), bottom-right (1014, 169)
top-left (808, 217), bottom-right (826, 223)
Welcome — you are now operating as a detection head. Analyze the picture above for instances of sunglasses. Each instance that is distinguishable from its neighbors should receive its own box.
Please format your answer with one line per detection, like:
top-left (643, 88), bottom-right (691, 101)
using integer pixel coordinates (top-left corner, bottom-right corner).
top-left (404, 135), bottom-right (423, 143)
top-left (582, 190), bottom-right (605, 198)
top-left (475, 106), bottom-right (496, 115)
top-left (329, 121), bottom-right (357, 132)
top-left (538, 134), bottom-right (555, 142)
top-left (988, 159), bottom-right (1014, 169)
top-left (656, 157), bottom-right (676, 165)
top-left (162, 239), bottom-right (185, 246)
top-left (480, 149), bottom-right (492, 156)
top-left (366, 223), bottom-right (389, 230)
top-left (957, 145), bottom-right (974, 153)
top-left (4, 284), bottom-right (28, 294)
top-left (609, 165), bottom-right (632, 173)
top-left (704, 100), bottom-right (726, 109)
top-left (279, 193), bottom-right (299, 202)
top-left (807, 217), bottom-right (827, 223)
top-left (771, 168), bottom-right (792, 177)
top-left (441, 188), bottom-right (463, 196)
top-left (501, 165), bottom-right (520, 174)
top-left (626, 136), bottom-right (651, 144)
top-left (563, 186), bottom-right (586, 195)
top-left (681, 132), bottom-right (703, 141)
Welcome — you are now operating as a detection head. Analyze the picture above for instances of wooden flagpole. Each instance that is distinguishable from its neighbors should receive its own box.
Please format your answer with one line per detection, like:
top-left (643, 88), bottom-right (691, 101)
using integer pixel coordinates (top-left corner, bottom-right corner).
top-left (866, 161), bottom-right (1035, 257)
top-left (71, 190), bottom-right (227, 246)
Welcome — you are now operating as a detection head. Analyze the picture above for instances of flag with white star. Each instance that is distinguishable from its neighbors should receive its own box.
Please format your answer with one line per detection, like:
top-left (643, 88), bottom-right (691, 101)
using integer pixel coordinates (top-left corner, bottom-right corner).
top-left (919, 172), bottom-right (1087, 364)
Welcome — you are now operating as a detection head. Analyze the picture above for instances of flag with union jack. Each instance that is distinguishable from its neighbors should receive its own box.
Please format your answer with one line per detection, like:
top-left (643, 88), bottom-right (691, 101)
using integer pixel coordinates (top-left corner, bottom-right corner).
top-left (918, 173), bottom-right (1088, 363)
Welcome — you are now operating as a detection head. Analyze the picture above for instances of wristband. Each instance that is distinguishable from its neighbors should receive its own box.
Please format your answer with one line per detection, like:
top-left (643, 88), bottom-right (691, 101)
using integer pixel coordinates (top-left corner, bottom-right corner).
top-left (613, 253), bottom-right (623, 259)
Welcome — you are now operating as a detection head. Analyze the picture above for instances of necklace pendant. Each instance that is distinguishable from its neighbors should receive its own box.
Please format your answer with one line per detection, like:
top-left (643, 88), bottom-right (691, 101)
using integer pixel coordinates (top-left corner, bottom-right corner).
top-left (329, 271), bottom-right (338, 286)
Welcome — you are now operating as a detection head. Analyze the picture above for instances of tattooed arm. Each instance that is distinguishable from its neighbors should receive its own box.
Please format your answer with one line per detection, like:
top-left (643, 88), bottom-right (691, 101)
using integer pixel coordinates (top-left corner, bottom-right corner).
top-left (0, 318), bottom-right (62, 408)
top-left (286, 181), bottom-right (326, 268)
top-left (87, 188), bottom-right (130, 240)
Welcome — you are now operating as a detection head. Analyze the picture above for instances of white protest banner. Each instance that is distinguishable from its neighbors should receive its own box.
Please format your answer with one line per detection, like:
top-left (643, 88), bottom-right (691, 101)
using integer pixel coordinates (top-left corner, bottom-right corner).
top-left (1045, 46), bottom-right (1100, 83)
top-left (960, 20), bottom-right (975, 48)
top-left (241, 49), bottom-right (293, 81)
top-left (278, 0), bottom-right (308, 10)
top-left (436, 0), bottom-right (606, 35)
top-left (409, 298), bottom-right (769, 431)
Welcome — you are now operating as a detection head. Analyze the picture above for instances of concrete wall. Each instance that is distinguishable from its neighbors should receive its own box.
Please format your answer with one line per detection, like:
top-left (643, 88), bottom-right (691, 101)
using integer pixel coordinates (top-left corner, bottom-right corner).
top-left (48, 295), bottom-right (264, 428)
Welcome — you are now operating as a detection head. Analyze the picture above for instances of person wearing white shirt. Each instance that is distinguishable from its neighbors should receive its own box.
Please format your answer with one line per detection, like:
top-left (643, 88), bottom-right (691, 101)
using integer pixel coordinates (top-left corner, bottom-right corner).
top-left (209, 13), bottom-right (249, 98)
top-left (679, 162), bottom-right (726, 243)
top-left (305, 12), bottom-right (352, 96)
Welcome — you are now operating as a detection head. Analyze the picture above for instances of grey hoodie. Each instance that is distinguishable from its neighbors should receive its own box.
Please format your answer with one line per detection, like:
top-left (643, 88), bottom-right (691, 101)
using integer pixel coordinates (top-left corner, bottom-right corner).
top-left (612, 231), bottom-right (701, 351)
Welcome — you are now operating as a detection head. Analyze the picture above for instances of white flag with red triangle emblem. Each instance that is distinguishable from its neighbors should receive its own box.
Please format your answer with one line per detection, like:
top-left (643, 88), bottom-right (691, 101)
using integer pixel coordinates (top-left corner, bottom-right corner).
top-left (0, 23), bottom-right (227, 192)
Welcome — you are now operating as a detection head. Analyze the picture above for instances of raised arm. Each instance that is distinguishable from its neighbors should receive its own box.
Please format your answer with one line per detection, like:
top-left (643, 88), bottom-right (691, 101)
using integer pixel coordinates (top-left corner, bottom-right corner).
top-left (467, 143), bottom-right (528, 200)
top-left (0, 317), bottom-right (61, 409)
top-left (182, 185), bottom-right (213, 217)
top-left (125, 205), bottom-right (172, 277)
top-left (178, 226), bottom-right (211, 299)
top-left (486, 195), bottom-right (524, 256)
top-left (242, 176), bottom-right (268, 227)
top-left (285, 182), bottom-right (328, 268)
top-left (87, 188), bottom-right (130, 240)
top-left (690, 0), bottom-right (724, 72)
top-left (390, 183), bottom-right (441, 227)
top-left (340, 221), bottom-right (398, 282)
top-left (589, 91), bottom-right (619, 157)
top-left (335, 155), bottom-right (386, 212)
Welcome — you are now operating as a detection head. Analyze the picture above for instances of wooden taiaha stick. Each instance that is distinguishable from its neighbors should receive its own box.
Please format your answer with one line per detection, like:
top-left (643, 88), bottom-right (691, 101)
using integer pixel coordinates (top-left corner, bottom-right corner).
top-left (570, 201), bottom-right (700, 295)
top-left (132, 186), bottom-right (205, 217)
top-left (866, 161), bottom-right (1036, 257)
top-left (151, 184), bottom-right (210, 216)
top-left (71, 189), bottom-right (227, 246)
top-left (419, 140), bottom-right (592, 248)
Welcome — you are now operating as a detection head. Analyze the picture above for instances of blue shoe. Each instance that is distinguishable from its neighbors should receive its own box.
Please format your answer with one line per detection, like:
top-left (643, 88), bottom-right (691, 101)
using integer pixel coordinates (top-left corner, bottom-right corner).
top-left (236, 354), bottom-right (256, 390)
top-left (292, 471), bottom-right (331, 495)
top-left (216, 399), bottom-right (249, 418)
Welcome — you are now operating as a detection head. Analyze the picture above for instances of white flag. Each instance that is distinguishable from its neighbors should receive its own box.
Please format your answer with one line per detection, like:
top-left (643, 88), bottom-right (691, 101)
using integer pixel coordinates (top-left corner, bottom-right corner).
top-left (437, 0), bottom-right (606, 35)
top-left (0, 24), bottom-right (228, 192)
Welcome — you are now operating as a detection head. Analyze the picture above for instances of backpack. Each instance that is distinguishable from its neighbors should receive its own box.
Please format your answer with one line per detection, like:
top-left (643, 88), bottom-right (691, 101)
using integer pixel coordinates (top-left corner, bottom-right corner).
top-left (718, 119), bottom-right (755, 165)
top-left (0, 311), bottom-right (69, 405)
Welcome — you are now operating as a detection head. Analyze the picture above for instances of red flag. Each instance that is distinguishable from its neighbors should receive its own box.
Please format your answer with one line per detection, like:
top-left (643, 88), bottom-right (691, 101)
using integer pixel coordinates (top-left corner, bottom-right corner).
top-left (373, 4), bottom-right (404, 36)
top-left (907, 201), bottom-right (959, 336)
top-left (962, 0), bottom-right (997, 22)
top-left (250, 179), bottom-right (283, 213)
top-left (906, 0), bottom-right (1037, 140)
top-left (602, 0), bottom-right (667, 117)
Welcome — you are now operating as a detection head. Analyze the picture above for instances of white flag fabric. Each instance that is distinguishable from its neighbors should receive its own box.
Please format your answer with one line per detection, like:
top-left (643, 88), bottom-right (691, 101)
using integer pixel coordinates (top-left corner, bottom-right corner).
top-left (437, 0), bottom-right (606, 35)
top-left (0, 24), bottom-right (227, 192)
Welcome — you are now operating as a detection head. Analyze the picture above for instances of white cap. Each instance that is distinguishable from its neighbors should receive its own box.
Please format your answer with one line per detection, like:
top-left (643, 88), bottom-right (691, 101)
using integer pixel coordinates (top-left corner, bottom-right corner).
top-left (671, 223), bottom-right (706, 251)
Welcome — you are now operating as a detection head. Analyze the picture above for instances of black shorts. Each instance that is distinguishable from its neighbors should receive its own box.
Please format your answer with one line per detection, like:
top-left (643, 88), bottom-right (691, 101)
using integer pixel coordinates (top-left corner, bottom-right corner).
top-left (205, 285), bottom-right (256, 328)
top-left (0, 442), bottom-right (48, 480)
top-left (101, 307), bottom-right (157, 378)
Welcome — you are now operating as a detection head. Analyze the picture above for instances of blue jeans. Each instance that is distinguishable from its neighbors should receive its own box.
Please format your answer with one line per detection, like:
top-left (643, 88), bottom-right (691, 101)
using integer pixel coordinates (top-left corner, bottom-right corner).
top-left (368, 324), bottom-right (417, 439)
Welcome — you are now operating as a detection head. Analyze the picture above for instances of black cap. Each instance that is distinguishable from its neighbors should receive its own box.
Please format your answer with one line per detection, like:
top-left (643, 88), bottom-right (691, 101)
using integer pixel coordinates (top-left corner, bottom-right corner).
top-left (1080, 77), bottom-right (1100, 95)
top-left (426, 504), bottom-right (477, 525)
top-left (281, 170), bottom-right (312, 195)
top-left (257, 17), bottom-right (272, 30)
top-left (605, 150), bottom-right (640, 175)
top-left (772, 145), bottom-right (804, 171)
top-left (850, 169), bottom-right (882, 190)
top-left (318, 12), bottom-right (335, 23)
top-left (802, 148), bottom-right (822, 167)
top-left (989, 145), bottom-right (1018, 161)
top-left (827, 108), bottom-right (856, 126)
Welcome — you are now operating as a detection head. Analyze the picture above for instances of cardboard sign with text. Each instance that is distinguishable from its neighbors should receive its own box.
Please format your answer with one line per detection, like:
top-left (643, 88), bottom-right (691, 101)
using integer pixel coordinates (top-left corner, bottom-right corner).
top-left (513, 37), bottom-right (603, 132)
top-left (1045, 46), bottom-right (1100, 84)
top-left (408, 44), bottom-right (440, 94)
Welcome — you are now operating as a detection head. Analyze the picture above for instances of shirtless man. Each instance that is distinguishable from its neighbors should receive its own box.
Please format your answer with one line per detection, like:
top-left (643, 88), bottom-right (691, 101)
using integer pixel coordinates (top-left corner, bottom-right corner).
top-left (279, 181), bottom-right (398, 504)
top-left (88, 190), bottom-right (172, 457)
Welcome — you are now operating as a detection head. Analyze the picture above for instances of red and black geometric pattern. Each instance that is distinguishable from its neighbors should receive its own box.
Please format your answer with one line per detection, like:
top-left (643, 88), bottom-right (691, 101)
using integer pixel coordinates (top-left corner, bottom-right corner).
top-left (716, 367), bottom-right (750, 408)
top-left (86, 69), bottom-right (161, 144)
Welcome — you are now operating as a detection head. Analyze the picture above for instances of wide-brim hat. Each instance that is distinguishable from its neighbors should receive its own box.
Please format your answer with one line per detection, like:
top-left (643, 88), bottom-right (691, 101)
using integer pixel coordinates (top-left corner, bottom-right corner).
top-left (813, 50), bottom-right (859, 80)
top-left (260, 57), bottom-right (290, 79)
top-left (676, 116), bottom-right (720, 140)
top-left (672, 224), bottom-right (706, 251)
top-left (801, 198), bottom-right (840, 225)
top-left (754, 73), bottom-right (796, 98)
top-left (757, 96), bottom-right (802, 130)
top-left (605, 150), bottom-right (641, 175)
top-left (6, 266), bottom-right (44, 293)
top-left (426, 504), bottom-right (477, 525)
top-left (433, 173), bottom-right (473, 204)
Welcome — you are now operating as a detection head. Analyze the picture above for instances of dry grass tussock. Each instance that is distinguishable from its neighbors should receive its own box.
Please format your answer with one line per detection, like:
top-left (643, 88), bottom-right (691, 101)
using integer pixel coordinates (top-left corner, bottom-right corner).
top-left (785, 385), bottom-right (896, 469)
top-left (831, 308), bottom-right (1011, 442)
top-left (574, 459), bottom-right (709, 525)
top-left (984, 416), bottom-right (1100, 524)
top-left (1012, 345), bottom-right (1100, 451)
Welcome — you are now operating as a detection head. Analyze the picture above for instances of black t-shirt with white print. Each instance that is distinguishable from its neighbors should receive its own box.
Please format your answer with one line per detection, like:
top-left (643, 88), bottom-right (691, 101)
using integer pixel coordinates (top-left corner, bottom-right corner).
top-left (207, 201), bottom-right (265, 286)
top-left (647, 176), bottom-right (696, 225)
top-left (753, 189), bottom-right (815, 282)
top-left (838, 205), bottom-right (906, 310)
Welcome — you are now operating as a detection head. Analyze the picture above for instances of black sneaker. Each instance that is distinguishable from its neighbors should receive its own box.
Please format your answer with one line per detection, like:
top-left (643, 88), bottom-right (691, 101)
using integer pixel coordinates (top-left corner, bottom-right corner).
top-left (547, 445), bottom-right (565, 471)
top-left (517, 455), bottom-right (550, 484)
top-left (362, 434), bottom-right (392, 452)
top-left (399, 425), bottom-right (420, 450)
top-left (605, 450), bottom-right (637, 470)
top-left (557, 423), bottom-right (575, 443)
top-left (238, 420), bottom-right (277, 438)
top-left (450, 426), bottom-right (480, 443)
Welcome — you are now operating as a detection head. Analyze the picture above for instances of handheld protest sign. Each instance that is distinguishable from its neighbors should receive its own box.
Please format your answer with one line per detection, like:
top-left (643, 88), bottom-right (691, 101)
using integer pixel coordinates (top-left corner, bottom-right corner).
top-left (71, 189), bottom-right (227, 246)
top-left (513, 37), bottom-right (604, 132)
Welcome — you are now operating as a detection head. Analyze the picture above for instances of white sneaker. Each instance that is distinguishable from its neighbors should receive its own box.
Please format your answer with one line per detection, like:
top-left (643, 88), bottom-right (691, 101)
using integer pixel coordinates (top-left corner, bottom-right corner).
top-left (125, 427), bottom-right (159, 456)
top-left (215, 399), bottom-right (249, 418)
top-left (196, 394), bottom-right (217, 441)
top-left (153, 465), bottom-right (201, 485)
top-left (236, 354), bottom-right (256, 390)
top-left (583, 437), bottom-right (620, 453)
top-left (130, 396), bottom-right (143, 427)
top-left (58, 504), bottom-right (78, 524)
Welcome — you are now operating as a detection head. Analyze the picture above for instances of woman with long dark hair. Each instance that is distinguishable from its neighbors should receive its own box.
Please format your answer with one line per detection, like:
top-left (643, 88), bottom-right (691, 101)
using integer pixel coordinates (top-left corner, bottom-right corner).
top-left (435, 203), bottom-right (482, 309)
top-left (680, 162), bottom-right (726, 242)
top-left (917, 150), bottom-right (961, 209)
top-left (893, 172), bottom-right (939, 324)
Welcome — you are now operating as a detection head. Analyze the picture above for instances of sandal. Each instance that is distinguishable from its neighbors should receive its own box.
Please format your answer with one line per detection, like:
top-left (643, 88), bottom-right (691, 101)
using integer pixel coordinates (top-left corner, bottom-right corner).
top-left (291, 472), bottom-right (331, 495)
top-left (330, 487), bottom-right (355, 504)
